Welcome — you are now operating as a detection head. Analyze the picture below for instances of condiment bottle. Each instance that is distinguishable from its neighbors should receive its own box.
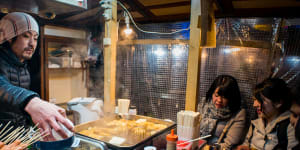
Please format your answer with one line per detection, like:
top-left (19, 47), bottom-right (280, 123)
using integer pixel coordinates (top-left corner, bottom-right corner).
top-left (166, 129), bottom-right (178, 150)
top-left (128, 105), bottom-right (137, 115)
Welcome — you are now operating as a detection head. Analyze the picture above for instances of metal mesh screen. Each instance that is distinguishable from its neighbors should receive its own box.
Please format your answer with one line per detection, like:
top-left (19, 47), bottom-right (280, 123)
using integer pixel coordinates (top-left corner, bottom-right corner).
top-left (116, 18), bottom-right (300, 122)
top-left (117, 44), bottom-right (189, 121)
top-left (273, 19), bottom-right (300, 86)
top-left (117, 22), bottom-right (190, 121)
top-left (199, 46), bottom-right (271, 120)
top-left (198, 18), bottom-right (278, 120)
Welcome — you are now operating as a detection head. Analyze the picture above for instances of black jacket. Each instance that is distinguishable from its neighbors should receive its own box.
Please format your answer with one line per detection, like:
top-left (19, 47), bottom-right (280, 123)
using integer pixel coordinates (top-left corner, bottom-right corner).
top-left (0, 46), bottom-right (39, 127)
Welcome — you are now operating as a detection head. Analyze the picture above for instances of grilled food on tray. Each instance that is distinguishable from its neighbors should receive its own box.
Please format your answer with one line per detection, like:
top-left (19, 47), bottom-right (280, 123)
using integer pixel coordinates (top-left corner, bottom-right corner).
top-left (79, 118), bottom-right (168, 146)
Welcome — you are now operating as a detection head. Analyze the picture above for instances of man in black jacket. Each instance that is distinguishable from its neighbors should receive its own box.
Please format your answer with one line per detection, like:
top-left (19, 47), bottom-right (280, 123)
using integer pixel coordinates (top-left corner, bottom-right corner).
top-left (0, 12), bottom-right (73, 141)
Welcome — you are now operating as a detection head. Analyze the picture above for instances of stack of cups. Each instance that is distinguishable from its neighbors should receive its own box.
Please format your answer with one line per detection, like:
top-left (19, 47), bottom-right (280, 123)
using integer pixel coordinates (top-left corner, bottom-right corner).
top-left (118, 99), bottom-right (130, 114)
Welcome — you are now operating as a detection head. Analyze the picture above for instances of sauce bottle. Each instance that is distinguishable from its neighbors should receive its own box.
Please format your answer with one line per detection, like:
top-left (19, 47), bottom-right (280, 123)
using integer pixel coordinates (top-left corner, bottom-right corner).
top-left (166, 129), bottom-right (178, 150)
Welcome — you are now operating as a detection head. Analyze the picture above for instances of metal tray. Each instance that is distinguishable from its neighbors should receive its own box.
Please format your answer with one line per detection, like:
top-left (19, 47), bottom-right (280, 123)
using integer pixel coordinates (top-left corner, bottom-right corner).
top-left (74, 115), bottom-right (176, 150)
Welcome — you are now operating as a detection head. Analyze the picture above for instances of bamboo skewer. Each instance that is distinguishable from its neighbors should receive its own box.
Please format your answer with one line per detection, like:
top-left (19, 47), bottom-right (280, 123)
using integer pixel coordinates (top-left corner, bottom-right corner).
top-left (0, 121), bottom-right (11, 137)
top-left (2, 126), bottom-right (23, 143)
top-left (0, 126), bottom-right (14, 140)
top-left (8, 128), bottom-right (26, 144)
top-left (0, 122), bottom-right (48, 148)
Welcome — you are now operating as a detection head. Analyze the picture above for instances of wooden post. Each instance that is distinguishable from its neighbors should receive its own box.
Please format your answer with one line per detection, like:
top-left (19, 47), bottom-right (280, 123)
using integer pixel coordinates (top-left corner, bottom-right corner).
top-left (103, 0), bottom-right (118, 113)
top-left (185, 0), bottom-right (202, 111)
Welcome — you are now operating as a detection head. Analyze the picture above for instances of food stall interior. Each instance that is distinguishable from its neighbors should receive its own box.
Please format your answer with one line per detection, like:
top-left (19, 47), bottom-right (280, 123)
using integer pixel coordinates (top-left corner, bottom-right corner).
top-left (1, 0), bottom-right (300, 149)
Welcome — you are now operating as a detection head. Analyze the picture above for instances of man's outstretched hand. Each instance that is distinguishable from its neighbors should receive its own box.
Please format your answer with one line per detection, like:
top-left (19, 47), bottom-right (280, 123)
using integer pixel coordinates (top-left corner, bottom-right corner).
top-left (25, 97), bottom-right (74, 141)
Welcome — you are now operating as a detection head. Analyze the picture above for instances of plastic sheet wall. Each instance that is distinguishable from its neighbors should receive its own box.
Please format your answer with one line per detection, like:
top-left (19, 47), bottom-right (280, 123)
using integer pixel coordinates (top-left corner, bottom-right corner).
top-left (116, 18), bottom-right (300, 121)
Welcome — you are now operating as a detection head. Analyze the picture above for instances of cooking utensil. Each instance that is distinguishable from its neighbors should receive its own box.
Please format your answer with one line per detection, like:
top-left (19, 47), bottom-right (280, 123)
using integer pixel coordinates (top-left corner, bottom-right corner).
top-left (177, 135), bottom-right (211, 146)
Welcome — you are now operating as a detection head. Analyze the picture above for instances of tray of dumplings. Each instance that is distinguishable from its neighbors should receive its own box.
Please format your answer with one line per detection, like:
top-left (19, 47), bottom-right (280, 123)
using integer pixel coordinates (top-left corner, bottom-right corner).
top-left (74, 115), bottom-right (176, 149)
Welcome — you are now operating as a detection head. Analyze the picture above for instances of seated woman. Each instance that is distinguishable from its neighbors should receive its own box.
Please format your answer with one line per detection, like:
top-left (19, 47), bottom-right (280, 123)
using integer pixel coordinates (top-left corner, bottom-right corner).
top-left (290, 84), bottom-right (300, 150)
top-left (197, 75), bottom-right (246, 150)
top-left (236, 78), bottom-right (298, 150)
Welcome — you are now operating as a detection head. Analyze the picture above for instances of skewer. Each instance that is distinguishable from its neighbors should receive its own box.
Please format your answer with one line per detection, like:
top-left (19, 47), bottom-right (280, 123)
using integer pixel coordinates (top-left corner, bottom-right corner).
top-left (0, 122), bottom-right (49, 149)
top-left (22, 131), bottom-right (40, 144)
top-left (15, 128), bottom-right (30, 143)
top-left (8, 128), bottom-right (26, 144)
top-left (26, 132), bottom-right (49, 146)
top-left (23, 130), bottom-right (48, 145)
top-left (0, 126), bottom-right (14, 140)
top-left (20, 128), bottom-right (41, 143)
top-left (2, 126), bottom-right (23, 143)
top-left (0, 122), bottom-right (11, 138)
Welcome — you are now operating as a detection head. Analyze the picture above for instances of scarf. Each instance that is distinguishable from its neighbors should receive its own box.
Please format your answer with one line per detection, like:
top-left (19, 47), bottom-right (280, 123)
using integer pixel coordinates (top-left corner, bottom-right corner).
top-left (199, 101), bottom-right (232, 137)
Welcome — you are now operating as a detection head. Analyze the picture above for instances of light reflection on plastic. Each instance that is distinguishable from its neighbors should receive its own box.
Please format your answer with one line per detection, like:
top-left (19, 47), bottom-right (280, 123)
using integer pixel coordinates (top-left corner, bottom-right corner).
top-left (224, 48), bottom-right (240, 54)
top-left (154, 48), bottom-right (165, 56)
top-left (288, 56), bottom-right (300, 65)
top-left (247, 56), bottom-right (254, 64)
top-left (172, 45), bottom-right (184, 57)
top-left (202, 51), bottom-right (207, 59)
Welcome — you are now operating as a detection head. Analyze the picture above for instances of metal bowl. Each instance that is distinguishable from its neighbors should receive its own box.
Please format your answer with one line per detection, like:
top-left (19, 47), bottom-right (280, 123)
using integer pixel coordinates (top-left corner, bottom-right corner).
top-left (33, 135), bottom-right (74, 150)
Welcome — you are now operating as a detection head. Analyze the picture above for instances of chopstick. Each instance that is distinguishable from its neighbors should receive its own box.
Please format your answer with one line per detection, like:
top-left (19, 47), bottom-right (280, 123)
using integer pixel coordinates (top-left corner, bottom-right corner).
top-left (177, 135), bottom-right (211, 146)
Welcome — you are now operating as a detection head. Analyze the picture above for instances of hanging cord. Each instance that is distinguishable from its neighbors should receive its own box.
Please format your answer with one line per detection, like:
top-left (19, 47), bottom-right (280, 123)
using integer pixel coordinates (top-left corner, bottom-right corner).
top-left (117, 1), bottom-right (190, 35)
top-left (286, 71), bottom-right (300, 83)
top-left (270, 18), bottom-right (284, 77)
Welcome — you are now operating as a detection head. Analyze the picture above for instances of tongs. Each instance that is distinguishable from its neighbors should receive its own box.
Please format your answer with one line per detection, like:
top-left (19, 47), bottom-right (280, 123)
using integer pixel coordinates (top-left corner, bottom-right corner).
top-left (177, 135), bottom-right (211, 146)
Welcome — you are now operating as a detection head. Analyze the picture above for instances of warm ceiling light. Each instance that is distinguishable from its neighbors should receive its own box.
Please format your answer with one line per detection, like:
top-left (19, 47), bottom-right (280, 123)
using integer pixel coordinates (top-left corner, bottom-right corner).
top-left (124, 13), bottom-right (132, 36)
top-left (124, 27), bottom-right (133, 35)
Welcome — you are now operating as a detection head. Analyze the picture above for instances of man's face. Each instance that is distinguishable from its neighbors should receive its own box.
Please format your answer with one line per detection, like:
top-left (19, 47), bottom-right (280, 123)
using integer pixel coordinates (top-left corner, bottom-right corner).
top-left (9, 31), bottom-right (38, 62)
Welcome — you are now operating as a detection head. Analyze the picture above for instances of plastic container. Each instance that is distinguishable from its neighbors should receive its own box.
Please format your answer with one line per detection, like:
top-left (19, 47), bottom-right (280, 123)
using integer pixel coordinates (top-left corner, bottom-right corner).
top-left (176, 140), bottom-right (192, 150)
top-left (128, 105), bottom-right (137, 115)
top-left (144, 146), bottom-right (157, 150)
top-left (166, 129), bottom-right (178, 150)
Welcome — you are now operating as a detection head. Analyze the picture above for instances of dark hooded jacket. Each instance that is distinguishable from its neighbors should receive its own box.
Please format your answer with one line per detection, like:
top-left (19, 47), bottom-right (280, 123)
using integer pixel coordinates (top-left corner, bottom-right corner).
top-left (0, 45), bottom-right (39, 127)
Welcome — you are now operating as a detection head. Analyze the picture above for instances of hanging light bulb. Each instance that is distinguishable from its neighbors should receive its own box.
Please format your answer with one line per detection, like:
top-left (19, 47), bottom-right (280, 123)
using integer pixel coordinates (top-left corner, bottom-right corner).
top-left (124, 13), bottom-right (133, 35)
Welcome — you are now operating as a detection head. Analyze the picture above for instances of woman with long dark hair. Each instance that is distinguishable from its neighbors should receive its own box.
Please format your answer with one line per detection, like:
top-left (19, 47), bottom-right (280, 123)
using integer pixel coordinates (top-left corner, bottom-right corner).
top-left (237, 78), bottom-right (298, 150)
top-left (198, 75), bottom-right (246, 150)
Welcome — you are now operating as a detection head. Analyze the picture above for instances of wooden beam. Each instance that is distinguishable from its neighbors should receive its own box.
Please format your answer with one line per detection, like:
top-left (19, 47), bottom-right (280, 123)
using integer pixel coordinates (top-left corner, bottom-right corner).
top-left (185, 0), bottom-right (202, 111)
top-left (40, 26), bottom-right (48, 100)
top-left (215, 7), bottom-right (300, 18)
top-left (232, 1), bottom-right (300, 9)
top-left (64, 7), bottom-right (101, 22)
top-left (215, 0), bottom-right (234, 13)
top-left (146, 1), bottom-right (190, 9)
top-left (118, 39), bottom-right (270, 49)
top-left (134, 13), bottom-right (190, 24)
top-left (104, 0), bottom-right (118, 113)
top-left (119, 0), bottom-right (155, 18)
top-left (118, 39), bottom-right (189, 45)
top-left (217, 40), bottom-right (272, 49)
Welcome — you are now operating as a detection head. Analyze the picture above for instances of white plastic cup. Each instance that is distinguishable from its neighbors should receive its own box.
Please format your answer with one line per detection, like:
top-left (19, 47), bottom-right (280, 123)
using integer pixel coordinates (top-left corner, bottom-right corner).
top-left (118, 99), bottom-right (130, 114)
top-left (144, 146), bottom-right (157, 150)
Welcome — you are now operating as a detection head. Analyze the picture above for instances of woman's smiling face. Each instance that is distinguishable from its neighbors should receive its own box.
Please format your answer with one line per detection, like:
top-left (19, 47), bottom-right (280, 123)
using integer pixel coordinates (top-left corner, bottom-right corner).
top-left (253, 94), bottom-right (280, 120)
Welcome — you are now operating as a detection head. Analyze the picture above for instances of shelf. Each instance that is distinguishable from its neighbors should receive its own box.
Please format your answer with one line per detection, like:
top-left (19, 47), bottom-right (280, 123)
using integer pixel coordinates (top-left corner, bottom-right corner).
top-left (49, 67), bottom-right (85, 70)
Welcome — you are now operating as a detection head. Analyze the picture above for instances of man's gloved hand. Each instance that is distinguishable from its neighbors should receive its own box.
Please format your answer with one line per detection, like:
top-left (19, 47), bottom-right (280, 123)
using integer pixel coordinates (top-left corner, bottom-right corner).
top-left (25, 97), bottom-right (74, 141)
